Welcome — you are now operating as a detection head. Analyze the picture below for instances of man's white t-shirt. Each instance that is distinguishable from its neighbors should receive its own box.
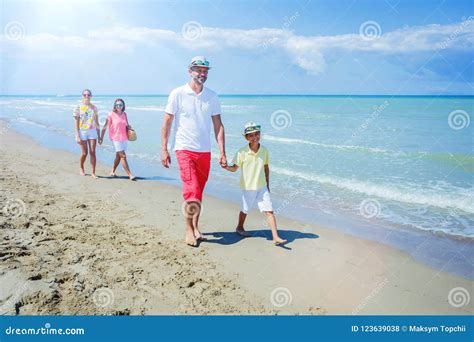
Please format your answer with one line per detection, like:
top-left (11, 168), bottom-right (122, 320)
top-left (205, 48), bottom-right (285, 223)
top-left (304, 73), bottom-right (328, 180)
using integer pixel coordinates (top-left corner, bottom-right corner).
top-left (165, 83), bottom-right (221, 152)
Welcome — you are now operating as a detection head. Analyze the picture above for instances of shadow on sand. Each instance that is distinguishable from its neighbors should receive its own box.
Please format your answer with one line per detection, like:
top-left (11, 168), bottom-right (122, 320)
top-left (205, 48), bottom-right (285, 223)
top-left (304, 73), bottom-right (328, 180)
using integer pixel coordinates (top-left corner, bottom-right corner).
top-left (202, 229), bottom-right (319, 250)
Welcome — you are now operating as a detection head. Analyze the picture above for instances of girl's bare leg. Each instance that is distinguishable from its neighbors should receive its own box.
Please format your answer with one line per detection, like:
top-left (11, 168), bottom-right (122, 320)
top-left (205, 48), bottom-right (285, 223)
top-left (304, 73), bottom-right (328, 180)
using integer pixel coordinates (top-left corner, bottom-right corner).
top-left (88, 139), bottom-right (98, 178)
top-left (79, 141), bottom-right (88, 176)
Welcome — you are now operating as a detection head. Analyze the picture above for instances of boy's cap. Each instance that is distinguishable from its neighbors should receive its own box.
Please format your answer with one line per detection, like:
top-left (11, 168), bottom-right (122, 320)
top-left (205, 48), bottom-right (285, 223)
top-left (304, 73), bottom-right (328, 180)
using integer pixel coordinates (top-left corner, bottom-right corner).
top-left (189, 56), bottom-right (211, 69)
top-left (243, 122), bottom-right (261, 135)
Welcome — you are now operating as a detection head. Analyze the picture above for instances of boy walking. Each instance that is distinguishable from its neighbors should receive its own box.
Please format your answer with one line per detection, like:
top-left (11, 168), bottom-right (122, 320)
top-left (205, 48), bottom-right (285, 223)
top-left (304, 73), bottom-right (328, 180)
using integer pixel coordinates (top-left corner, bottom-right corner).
top-left (224, 122), bottom-right (287, 245)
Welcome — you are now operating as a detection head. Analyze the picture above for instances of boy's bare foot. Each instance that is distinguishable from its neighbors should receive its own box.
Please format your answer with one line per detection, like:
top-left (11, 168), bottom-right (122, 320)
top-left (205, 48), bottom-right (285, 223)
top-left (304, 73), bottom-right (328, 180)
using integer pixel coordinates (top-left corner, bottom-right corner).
top-left (273, 237), bottom-right (288, 245)
top-left (129, 175), bottom-right (136, 181)
top-left (110, 172), bottom-right (117, 177)
top-left (91, 173), bottom-right (98, 179)
top-left (185, 230), bottom-right (197, 247)
top-left (194, 229), bottom-right (207, 241)
top-left (236, 228), bottom-right (250, 237)
top-left (80, 169), bottom-right (85, 176)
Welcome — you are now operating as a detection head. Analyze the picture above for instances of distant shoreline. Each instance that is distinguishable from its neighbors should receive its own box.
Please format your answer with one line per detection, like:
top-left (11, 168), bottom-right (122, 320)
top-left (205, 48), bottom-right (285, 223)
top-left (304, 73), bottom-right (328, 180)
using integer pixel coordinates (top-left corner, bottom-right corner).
top-left (1, 94), bottom-right (473, 98)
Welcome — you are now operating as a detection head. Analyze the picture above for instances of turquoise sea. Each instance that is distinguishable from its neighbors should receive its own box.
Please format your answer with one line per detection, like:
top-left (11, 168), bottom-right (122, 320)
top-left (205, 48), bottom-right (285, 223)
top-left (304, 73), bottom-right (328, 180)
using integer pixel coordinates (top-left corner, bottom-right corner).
top-left (1, 95), bottom-right (473, 278)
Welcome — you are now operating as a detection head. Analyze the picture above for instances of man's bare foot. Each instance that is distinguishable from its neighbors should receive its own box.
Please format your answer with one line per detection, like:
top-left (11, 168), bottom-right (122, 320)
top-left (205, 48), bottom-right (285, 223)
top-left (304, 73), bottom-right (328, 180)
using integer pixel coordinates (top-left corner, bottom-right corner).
top-left (185, 230), bottom-right (197, 247)
top-left (236, 228), bottom-right (250, 237)
top-left (194, 229), bottom-right (206, 241)
top-left (273, 237), bottom-right (288, 245)
top-left (80, 169), bottom-right (85, 176)
top-left (91, 173), bottom-right (98, 179)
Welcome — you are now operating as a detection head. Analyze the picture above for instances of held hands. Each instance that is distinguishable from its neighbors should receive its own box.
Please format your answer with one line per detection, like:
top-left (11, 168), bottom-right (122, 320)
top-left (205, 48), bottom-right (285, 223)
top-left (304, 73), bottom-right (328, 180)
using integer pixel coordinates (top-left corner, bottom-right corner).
top-left (219, 153), bottom-right (227, 168)
top-left (161, 149), bottom-right (171, 168)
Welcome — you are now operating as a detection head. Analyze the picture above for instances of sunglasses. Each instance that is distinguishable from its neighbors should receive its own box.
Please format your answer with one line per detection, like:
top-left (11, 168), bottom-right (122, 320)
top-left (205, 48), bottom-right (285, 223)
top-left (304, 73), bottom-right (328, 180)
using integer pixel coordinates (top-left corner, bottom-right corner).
top-left (83, 93), bottom-right (91, 97)
top-left (244, 125), bottom-right (261, 134)
top-left (115, 103), bottom-right (124, 107)
top-left (191, 60), bottom-right (209, 67)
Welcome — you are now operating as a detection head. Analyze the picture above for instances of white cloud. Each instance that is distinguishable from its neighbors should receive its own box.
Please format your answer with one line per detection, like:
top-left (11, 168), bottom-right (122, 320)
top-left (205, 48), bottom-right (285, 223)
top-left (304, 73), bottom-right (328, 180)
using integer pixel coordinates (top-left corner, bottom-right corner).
top-left (2, 18), bottom-right (473, 75)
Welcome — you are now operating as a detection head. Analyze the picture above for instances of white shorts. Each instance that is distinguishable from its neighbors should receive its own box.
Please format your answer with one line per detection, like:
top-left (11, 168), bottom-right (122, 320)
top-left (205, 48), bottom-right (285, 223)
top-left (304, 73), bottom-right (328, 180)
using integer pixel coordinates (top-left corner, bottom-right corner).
top-left (241, 187), bottom-right (273, 214)
top-left (79, 129), bottom-right (98, 141)
top-left (112, 140), bottom-right (128, 152)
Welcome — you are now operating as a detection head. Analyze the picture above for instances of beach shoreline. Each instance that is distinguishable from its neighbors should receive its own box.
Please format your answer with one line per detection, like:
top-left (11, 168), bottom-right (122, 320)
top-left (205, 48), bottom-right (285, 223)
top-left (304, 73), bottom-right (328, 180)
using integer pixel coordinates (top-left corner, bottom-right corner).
top-left (0, 121), bottom-right (472, 315)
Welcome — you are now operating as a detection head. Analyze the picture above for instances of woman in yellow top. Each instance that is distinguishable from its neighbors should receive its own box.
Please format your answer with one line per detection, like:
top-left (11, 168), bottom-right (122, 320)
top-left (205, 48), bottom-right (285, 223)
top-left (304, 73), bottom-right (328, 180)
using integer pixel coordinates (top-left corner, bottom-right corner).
top-left (73, 89), bottom-right (100, 178)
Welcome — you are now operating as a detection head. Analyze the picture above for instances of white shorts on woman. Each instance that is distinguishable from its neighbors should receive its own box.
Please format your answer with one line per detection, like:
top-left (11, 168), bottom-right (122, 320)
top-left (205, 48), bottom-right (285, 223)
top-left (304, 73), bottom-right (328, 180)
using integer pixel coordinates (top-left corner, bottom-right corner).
top-left (79, 129), bottom-right (98, 141)
top-left (112, 140), bottom-right (128, 152)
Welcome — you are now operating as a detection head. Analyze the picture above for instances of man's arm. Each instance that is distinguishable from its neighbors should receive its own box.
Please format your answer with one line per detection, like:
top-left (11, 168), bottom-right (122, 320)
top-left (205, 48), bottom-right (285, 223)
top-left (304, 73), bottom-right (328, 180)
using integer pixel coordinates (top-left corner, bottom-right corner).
top-left (161, 113), bottom-right (174, 168)
top-left (212, 114), bottom-right (226, 167)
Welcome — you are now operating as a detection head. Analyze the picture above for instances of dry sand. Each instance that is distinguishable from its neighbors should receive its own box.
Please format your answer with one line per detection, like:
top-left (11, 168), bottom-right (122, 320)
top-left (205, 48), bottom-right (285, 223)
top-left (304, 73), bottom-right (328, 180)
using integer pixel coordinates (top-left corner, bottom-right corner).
top-left (0, 121), bottom-right (472, 315)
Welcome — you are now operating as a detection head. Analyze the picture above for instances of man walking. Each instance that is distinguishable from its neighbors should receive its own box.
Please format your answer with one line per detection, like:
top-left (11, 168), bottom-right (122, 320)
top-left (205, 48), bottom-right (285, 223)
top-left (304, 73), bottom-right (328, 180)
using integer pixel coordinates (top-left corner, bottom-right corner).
top-left (161, 56), bottom-right (227, 246)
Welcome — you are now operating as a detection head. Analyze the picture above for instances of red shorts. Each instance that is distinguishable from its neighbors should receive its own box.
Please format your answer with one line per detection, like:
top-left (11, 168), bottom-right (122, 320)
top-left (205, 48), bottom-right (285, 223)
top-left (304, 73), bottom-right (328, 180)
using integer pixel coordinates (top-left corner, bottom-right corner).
top-left (175, 150), bottom-right (211, 202)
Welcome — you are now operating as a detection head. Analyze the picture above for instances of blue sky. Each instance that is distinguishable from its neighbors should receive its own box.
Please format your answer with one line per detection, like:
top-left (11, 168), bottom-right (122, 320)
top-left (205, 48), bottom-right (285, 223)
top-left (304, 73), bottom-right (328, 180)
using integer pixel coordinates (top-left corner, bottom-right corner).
top-left (1, 0), bottom-right (473, 95)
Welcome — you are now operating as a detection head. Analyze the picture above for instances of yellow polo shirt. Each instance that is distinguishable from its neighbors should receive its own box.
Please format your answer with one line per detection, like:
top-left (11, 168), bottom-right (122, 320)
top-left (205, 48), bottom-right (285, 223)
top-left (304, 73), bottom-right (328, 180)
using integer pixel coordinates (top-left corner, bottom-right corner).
top-left (232, 144), bottom-right (269, 190)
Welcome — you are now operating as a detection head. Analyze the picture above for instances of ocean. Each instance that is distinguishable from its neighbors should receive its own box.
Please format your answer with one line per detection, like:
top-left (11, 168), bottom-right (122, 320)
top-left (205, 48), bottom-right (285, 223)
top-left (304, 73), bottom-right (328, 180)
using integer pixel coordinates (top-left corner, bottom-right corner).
top-left (1, 94), bottom-right (473, 278)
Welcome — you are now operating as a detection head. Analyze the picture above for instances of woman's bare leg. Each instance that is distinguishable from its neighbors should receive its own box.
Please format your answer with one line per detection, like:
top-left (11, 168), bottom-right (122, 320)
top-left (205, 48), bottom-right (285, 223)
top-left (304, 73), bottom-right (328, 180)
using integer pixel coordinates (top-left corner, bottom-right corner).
top-left (111, 152), bottom-right (120, 175)
top-left (118, 151), bottom-right (134, 180)
top-left (88, 139), bottom-right (97, 178)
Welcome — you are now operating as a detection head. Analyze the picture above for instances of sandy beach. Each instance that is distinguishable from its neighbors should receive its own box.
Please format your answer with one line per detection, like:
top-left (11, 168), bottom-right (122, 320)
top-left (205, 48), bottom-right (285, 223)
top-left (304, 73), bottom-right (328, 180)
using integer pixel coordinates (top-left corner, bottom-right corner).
top-left (0, 121), bottom-right (472, 315)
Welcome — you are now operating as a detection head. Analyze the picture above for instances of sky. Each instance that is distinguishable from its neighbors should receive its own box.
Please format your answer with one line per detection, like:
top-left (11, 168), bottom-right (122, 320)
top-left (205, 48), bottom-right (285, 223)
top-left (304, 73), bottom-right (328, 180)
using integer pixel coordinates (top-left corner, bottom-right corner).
top-left (1, 0), bottom-right (473, 95)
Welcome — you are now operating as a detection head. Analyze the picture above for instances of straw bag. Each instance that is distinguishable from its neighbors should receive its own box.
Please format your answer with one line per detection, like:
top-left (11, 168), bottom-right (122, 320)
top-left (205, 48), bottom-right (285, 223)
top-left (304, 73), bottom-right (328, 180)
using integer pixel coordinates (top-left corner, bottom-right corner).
top-left (124, 112), bottom-right (137, 141)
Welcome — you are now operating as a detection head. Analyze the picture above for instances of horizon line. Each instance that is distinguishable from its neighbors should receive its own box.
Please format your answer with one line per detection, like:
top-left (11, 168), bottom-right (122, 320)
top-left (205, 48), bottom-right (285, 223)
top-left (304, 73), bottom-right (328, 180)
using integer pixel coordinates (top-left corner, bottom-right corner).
top-left (1, 94), bottom-right (473, 97)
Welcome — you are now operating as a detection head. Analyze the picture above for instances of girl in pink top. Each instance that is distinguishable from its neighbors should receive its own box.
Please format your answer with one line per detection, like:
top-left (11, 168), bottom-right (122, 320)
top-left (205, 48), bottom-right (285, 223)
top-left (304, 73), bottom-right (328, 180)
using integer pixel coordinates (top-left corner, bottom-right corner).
top-left (99, 98), bottom-right (136, 180)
